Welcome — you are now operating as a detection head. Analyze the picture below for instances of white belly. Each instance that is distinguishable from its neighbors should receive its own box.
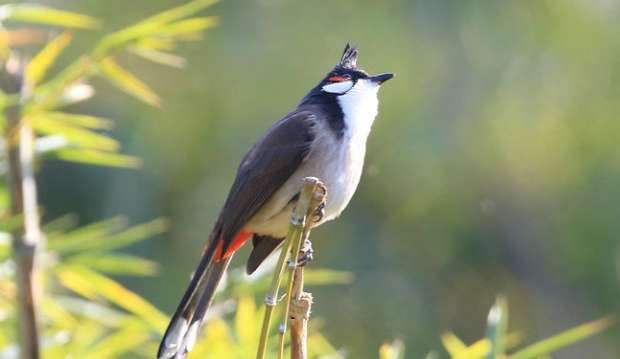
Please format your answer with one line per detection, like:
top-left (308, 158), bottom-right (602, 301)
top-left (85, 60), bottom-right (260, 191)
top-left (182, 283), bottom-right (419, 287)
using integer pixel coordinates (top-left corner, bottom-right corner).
top-left (245, 79), bottom-right (380, 238)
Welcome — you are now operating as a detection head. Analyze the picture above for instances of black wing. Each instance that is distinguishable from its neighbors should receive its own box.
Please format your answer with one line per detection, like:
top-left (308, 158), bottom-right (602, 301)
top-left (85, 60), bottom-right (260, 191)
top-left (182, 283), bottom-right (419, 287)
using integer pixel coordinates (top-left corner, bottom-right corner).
top-left (215, 110), bottom-right (316, 253)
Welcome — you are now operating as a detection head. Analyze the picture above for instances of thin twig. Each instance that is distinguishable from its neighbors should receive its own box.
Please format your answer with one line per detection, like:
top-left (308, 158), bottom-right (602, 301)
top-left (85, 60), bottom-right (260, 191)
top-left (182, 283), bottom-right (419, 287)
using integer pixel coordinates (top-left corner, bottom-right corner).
top-left (256, 177), bottom-right (325, 359)
top-left (2, 58), bottom-right (44, 359)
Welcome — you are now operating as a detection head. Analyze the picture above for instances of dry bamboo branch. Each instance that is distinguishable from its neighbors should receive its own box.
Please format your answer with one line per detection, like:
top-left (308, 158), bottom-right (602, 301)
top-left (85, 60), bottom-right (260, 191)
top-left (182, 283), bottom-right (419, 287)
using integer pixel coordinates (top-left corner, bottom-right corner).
top-left (2, 58), bottom-right (44, 359)
top-left (289, 253), bottom-right (312, 359)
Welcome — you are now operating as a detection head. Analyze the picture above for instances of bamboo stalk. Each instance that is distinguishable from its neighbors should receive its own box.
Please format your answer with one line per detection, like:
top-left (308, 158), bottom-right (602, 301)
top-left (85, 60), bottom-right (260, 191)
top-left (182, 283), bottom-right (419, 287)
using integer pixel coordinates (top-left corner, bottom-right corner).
top-left (289, 263), bottom-right (312, 359)
top-left (256, 177), bottom-right (325, 359)
top-left (2, 58), bottom-right (44, 359)
top-left (277, 227), bottom-right (309, 359)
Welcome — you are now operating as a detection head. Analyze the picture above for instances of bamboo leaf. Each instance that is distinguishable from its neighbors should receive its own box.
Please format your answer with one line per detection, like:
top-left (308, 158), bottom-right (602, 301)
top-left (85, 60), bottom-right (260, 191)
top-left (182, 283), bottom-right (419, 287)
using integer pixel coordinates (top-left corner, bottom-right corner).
top-left (56, 266), bottom-right (99, 300)
top-left (138, 0), bottom-right (218, 26)
top-left (30, 114), bottom-right (119, 151)
top-left (83, 320), bottom-right (149, 359)
top-left (38, 111), bottom-right (114, 130)
top-left (453, 339), bottom-right (490, 359)
top-left (49, 218), bottom-right (165, 254)
top-left (0, 4), bottom-right (100, 29)
top-left (48, 216), bottom-right (126, 250)
top-left (441, 332), bottom-right (467, 356)
top-left (52, 148), bottom-right (142, 168)
top-left (54, 295), bottom-right (127, 327)
top-left (129, 47), bottom-right (186, 68)
top-left (57, 264), bottom-right (168, 331)
top-left (235, 296), bottom-right (258, 352)
top-left (98, 57), bottom-right (160, 106)
top-left (94, 0), bottom-right (218, 56)
top-left (509, 317), bottom-right (614, 359)
top-left (66, 253), bottom-right (158, 276)
top-left (26, 32), bottom-right (72, 87)
top-left (155, 17), bottom-right (219, 39)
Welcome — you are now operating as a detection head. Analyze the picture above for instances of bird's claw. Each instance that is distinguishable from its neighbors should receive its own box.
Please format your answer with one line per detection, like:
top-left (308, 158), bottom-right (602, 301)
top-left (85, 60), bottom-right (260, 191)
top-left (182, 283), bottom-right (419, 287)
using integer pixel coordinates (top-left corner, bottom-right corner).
top-left (297, 239), bottom-right (314, 266)
top-left (312, 202), bottom-right (325, 223)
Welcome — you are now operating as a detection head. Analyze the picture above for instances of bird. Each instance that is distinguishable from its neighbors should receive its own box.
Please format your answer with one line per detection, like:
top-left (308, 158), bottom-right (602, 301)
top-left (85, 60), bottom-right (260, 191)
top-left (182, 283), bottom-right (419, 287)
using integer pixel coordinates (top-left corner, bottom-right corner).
top-left (157, 43), bottom-right (393, 359)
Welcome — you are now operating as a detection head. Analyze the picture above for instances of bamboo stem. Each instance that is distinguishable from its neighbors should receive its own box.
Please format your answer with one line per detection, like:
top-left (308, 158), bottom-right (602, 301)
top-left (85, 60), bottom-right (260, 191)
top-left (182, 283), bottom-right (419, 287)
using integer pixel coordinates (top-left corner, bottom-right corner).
top-left (255, 177), bottom-right (325, 359)
top-left (289, 264), bottom-right (312, 359)
top-left (277, 227), bottom-right (310, 358)
top-left (2, 58), bottom-right (43, 359)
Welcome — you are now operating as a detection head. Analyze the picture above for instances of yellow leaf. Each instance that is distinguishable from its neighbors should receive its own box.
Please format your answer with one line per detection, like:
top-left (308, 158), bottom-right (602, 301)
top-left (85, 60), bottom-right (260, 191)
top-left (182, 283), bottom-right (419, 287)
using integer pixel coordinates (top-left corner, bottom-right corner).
top-left (156, 17), bottom-right (219, 38)
top-left (57, 264), bottom-right (168, 331)
top-left (30, 113), bottom-right (119, 151)
top-left (83, 320), bottom-right (150, 359)
top-left (40, 111), bottom-right (113, 130)
top-left (56, 266), bottom-right (99, 300)
top-left (235, 296), bottom-right (258, 351)
top-left (26, 32), bottom-right (72, 87)
top-left (53, 148), bottom-right (142, 168)
top-left (0, 4), bottom-right (100, 29)
top-left (509, 316), bottom-right (614, 359)
top-left (453, 339), bottom-right (490, 359)
top-left (98, 57), bottom-right (160, 106)
top-left (441, 332), bottom-right (467, 356)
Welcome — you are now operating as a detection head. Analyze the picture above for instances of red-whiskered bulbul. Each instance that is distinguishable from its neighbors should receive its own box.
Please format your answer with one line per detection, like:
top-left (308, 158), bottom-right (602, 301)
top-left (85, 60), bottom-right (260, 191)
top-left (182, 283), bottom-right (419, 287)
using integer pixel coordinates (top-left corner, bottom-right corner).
top-left (158, 44), bottom-right (393, 359)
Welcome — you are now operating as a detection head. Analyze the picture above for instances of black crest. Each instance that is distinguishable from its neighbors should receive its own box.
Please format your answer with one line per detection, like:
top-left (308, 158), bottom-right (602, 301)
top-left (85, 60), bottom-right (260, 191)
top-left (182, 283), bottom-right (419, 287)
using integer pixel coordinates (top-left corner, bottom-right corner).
top-left (339, 43), bottom-right (358, 69)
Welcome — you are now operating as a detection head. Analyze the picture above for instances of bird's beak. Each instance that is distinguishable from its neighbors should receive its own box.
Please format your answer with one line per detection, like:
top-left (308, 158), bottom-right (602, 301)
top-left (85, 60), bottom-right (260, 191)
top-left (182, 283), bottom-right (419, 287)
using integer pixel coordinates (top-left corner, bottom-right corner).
top-left (369, 73), bottom-right (394, 84)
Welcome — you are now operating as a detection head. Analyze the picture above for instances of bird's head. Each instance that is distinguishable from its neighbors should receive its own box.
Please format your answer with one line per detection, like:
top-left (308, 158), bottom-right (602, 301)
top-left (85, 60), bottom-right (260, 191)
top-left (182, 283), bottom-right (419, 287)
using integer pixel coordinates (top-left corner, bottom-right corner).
top-left (302, 44), bottom-right (393, 104)
top-left (320, 43), bottom-right (393, 95)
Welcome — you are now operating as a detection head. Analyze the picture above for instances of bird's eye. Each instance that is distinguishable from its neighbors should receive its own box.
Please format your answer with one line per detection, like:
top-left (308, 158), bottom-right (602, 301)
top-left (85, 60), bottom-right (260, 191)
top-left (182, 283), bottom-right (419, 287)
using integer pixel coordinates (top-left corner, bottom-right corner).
top-left (328, 74), bottom-right (351, 82)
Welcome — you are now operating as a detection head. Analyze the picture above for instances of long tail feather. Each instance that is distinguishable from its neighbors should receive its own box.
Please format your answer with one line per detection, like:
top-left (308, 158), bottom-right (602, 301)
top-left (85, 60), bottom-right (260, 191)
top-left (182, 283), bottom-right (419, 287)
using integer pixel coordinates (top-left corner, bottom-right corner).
top-left (157, 239), bottom-right (230, 359)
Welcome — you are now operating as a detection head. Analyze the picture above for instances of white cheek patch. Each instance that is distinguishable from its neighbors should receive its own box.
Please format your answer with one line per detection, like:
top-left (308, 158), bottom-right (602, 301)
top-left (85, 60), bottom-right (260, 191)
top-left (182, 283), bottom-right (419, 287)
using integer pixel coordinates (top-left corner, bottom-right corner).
top-left (322, 80), bottom-right (353, 94)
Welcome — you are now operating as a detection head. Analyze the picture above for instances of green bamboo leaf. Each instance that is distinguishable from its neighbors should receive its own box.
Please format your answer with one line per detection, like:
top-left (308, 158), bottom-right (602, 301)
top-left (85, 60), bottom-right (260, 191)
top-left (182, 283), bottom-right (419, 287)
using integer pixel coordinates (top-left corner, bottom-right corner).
top-left (48, 216), bottom-right (125, 251)
top-left (509, 316), bottom-right (614, 359)
top-left (26, 32), bottom-right (73, 87)
top-left (155, 17), bottom-right (219, 39)
top-left (83, 320), bottom-right (149, 359)
top-left (72, 218), bottom-right (167, 253)
top-left (128, 47), bottom-right (186, 68)
top-left (49, 218), bottom-right (165, 254)
top-left (0, 4), bottom-right (100, 29)
top-left (486, 296), bottom-right (508, 359)
top-left (98, 57), bottom-right (160, 106)
top-left (42, 213), bottom-right (79, 236)
top-left (139, 0), bottom-right (218, 26)
top-left (41, 111), bottom-right (113, 130)
top-left (58, 264), bottom-right (168, 331)
top-left (30, 114), bottom-right (119, 151)
top-left (94, 0), bottom-right (218, 56)
top-left (52, 148), bottom-right (142, 168)
top-left (66, 253), bottom-right (158, 276)
top-left (54, 295), bottom-right (127, 327)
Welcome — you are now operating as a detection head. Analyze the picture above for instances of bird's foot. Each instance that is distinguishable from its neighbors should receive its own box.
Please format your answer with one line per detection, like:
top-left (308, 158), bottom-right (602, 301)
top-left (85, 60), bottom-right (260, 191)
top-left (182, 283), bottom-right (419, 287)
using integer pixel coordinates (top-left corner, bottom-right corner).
top-left (297, 239), bottom-right (314, 266)
top-left (312, 202), bottom-right (325, 223)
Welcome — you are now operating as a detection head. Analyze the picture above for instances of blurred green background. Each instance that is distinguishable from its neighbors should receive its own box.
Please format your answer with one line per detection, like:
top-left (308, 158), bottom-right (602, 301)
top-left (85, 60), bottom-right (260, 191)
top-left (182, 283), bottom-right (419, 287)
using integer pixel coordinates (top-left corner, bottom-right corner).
top-left (34, 0), bottom-right (620, 358)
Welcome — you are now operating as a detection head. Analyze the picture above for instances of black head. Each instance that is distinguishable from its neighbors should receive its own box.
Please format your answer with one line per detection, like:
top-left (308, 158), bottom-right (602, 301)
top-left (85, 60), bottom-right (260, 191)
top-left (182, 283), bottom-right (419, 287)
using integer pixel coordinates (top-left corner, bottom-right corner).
top-left (301, 43), bottom-right (394, 103)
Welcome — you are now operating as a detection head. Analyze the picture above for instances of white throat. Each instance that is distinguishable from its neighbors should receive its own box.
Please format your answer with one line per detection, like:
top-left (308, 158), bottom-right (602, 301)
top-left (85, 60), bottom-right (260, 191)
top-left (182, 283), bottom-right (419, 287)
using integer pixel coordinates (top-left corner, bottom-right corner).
top-left (336, 79), bottom-right (380, 142)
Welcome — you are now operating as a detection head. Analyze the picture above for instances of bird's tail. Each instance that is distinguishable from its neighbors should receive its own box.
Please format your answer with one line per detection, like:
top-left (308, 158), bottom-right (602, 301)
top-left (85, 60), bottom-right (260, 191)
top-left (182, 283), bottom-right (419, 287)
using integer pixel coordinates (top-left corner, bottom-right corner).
top-left (157, 236), bottom-right (231, 359)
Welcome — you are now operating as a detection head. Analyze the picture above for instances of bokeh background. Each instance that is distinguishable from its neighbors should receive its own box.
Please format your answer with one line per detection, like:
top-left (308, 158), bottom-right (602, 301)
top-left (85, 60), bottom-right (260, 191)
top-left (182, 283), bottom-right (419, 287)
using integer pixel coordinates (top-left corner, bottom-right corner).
top-left (35, 0), bottom-right (620, 357)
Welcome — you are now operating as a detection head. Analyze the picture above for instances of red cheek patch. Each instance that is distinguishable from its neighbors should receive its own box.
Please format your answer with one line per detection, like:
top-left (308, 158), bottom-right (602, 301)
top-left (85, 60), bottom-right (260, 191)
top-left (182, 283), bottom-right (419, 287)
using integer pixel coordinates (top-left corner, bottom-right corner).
top-left (328, 75), bottom-right (348, 82)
